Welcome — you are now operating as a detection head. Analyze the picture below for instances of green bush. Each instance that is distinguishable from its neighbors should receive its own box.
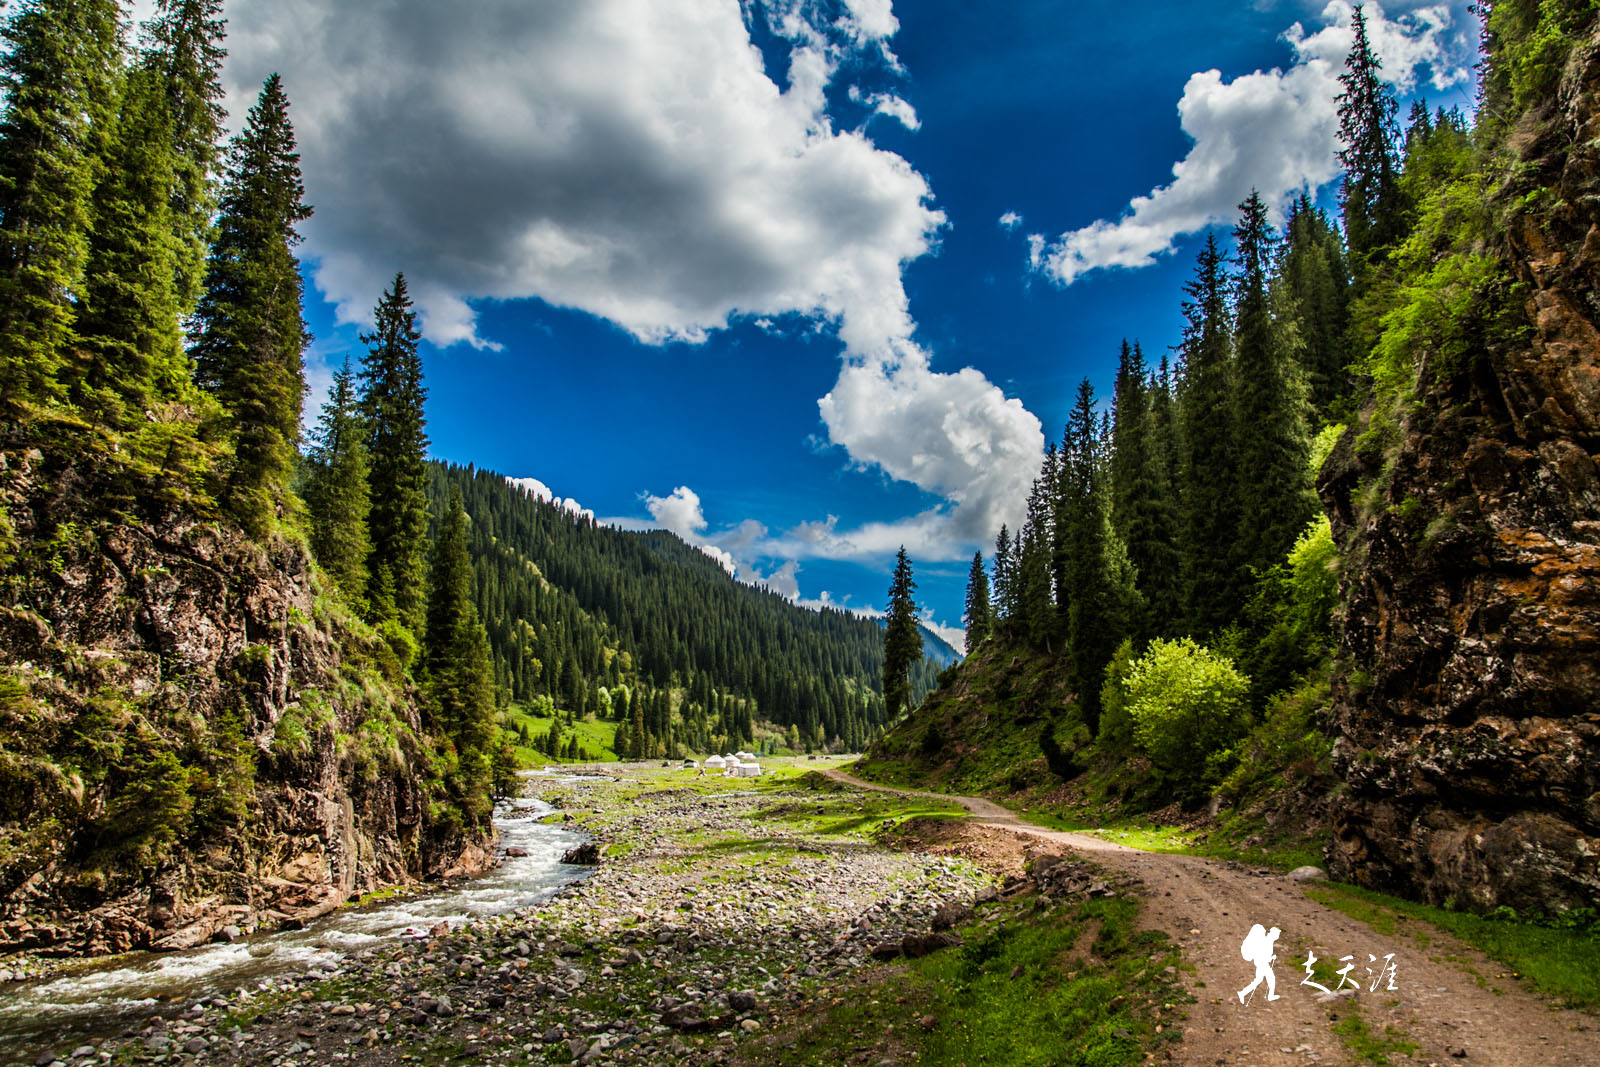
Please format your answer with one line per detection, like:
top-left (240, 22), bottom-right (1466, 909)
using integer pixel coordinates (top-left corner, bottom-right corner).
top-left (1123, 638), bottom-right (1251, 794)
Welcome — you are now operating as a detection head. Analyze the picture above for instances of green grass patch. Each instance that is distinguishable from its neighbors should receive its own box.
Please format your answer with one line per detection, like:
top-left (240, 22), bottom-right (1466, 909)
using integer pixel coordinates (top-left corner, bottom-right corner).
top-left (504, 707), bottom-right (619, 764)
top-left (1305, 881), bottom-right (1600, 1010)
top-left (741, 889), bottom-right (1189, 1066)
top-left (1330, 999), bottom-right (1420, 1065)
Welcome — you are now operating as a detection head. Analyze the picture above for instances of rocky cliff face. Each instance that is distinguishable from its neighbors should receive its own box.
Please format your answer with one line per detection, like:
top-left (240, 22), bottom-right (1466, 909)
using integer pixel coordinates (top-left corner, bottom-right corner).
top-left (1320, 22), bottom-right (1600, 913)
top-left (0, 444), bottom-right (491, 958)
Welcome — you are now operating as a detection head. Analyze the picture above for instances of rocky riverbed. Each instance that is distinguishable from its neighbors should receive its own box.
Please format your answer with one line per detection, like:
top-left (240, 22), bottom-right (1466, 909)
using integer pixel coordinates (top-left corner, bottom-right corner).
top-left (15, 766), bottom-right (994, 1067)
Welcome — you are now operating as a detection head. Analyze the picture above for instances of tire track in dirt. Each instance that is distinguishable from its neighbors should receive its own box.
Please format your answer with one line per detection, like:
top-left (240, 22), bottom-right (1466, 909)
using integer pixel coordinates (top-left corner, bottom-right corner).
top-left (820, 768), bottom-right (1598, 1066)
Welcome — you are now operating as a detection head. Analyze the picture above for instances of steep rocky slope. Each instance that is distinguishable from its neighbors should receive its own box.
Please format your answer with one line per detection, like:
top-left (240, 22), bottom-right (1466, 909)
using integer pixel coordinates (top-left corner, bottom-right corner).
top-left (1319, 15), bottom-right (1600, 912)
top-left (0, 440), bottom-right (489, 958)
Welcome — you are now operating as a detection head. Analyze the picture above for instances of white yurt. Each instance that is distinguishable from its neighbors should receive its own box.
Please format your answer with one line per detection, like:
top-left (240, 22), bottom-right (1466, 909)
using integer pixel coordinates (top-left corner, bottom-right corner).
top-left (723, 755), bottom-right (743, 774)
top-left (704, 754), bottom-right (727, 771)
top-left (732, 760), bottom-right (762, 778)
top-left (734, 751), bottom-right (757, 763)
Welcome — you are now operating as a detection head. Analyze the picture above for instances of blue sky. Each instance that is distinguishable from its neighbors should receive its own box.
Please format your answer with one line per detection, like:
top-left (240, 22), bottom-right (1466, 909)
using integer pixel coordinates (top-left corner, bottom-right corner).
top-left (177, 0), bottom-right (1477, 648)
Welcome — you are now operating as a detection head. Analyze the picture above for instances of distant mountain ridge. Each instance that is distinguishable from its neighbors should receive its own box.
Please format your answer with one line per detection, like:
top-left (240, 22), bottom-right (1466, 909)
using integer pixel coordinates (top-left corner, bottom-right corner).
top-left (426, 464), bottom-right (943, 750)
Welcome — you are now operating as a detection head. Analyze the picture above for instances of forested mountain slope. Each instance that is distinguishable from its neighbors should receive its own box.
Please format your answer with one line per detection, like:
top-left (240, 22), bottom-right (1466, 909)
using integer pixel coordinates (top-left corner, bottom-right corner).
top-left (426, 463), bottom-right (943, 753)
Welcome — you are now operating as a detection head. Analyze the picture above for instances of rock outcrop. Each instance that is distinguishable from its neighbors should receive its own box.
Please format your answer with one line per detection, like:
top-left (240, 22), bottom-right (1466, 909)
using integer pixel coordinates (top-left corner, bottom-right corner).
top-left (0, 444), bottom-right (491, 958)
top-left (1320, 19), bottom-right (1600, 912)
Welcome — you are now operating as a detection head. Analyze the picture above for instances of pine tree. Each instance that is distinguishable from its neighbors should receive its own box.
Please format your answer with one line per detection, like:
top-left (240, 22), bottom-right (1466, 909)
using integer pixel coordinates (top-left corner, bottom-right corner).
top-left (992, 525), bottom-right (1014, 623)
top-left (0, 0), bottom-right (123, 415)
top-left (1337, 5), bottom-right (1407, 261)
top-left (1018, 465), bottom-right (1057, 648)
top-left (1177, 233), bottom-right (1243, 634)
top-left (361, 272), bottom-right (430, 631)
top-left (1278, 194), bottom-right (1350, 417)
top-left (962, 551), bottom-right (991, 652)
top-left (305, 358), bottom-right (372, 608)
top-left (1110, 341), bottom-right (1181, 638)
top-left (1058, 378), bottom-right (1137, 730)
top-left (882, 547), bottom-right (923, 720)
top-left (70, 64), bottom-right (185, 420)
top-left (190, 74), bottom-right (311, 538)
top-left (1232, 191), bottom-right (1315, 580)
top-left (140, 0), bottom-right (227, 313)
top-left (423, 487), bottom-right (496, 814)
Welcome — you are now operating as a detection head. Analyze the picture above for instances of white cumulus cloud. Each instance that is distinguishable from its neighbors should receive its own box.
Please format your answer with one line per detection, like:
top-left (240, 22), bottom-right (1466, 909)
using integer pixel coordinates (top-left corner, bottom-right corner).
top-left (813, 343), bottom-right (1042, 560)
top-left (998, 210), bottom-right (1023, 231)
top-left (216, 0), bottom-right (944, 353)
top-left (1029, 1), bottom-right (1471, 286)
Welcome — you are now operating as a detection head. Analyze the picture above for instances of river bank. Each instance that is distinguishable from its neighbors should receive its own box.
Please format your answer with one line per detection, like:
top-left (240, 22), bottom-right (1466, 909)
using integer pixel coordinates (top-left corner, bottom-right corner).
top-left (10, 762), bottom-right (998, 1066)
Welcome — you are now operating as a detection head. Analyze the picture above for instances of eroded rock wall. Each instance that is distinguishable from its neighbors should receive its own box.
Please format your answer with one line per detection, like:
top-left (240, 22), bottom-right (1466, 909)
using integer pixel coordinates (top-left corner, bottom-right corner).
top-left (1320, 25), bottom-right (1600, 912)
top-left (0, 447), bottom-right (491, 957)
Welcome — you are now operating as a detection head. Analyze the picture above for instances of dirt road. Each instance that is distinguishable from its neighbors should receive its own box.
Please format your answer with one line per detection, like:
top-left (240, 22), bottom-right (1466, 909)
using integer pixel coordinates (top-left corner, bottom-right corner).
top-left (819, 768), bottom-right (1597, 1067)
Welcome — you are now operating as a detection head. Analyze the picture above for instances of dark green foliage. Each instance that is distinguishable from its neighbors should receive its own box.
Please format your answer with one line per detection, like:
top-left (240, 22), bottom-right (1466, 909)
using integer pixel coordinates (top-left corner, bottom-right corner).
top-left (1109, 342), bottom-right (1180, 638)
top-left (304, 358), bottom-right (372, 608)
top-left (190, 74), bottom-right (312, 538)
top-left (424, 488), bottom-right (496, 821)
top-left (1336, 6), bottom-right (1408, 262)
top-left (360, 272), bottom-right (430, 632)
top-left (0, 0), bottom-right (123, 414)
top-left (1278, 194), bottom-right (1351, 418)
top-left (1177, 233), bottom-right (1243, 634)
top-left (140, 0), bottom-right (226, 314)
top-left (1057, 379), bottom-right (1137, 731)
top-left (70, 65), bottom-right (185, 422)
top-left (883, 547), bottom-right (923, 720)
top-left (962, 551), bottom-right (991, 651)
top-left (1016, 461), bottom-right (1057, 648)
top-left (1231, 191), bottom-right (1316, 580)
top-left (425, 464), bottom-right (938, 753)
top-left (992, 525), bottom-right (1014, 621)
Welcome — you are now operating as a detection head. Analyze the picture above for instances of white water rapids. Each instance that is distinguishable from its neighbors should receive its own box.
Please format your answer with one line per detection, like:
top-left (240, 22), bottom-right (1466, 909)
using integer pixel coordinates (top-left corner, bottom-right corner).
top-left (0, 781), bottom-right (599, 1056)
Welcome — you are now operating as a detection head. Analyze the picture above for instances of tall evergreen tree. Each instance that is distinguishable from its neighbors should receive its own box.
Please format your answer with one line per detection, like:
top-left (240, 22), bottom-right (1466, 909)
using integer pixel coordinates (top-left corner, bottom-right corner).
top-left (305, 358), bottom-right (372, 608)
top-left (1278, 194), bottom-right (1350, 417)
top-left (1177, 233), bottom-right (1243, 633)
top-left (1058, 378), bottom-right (1137, 730)
top-left (1109, 341), bottom-right (1181, 638)
top-left (1018, 466), bottom-right (1057, 648)
top-left (1232, 191), bottom-right (1315, 580)
top-left (141, 0), bottom-right (227, 313)
top-left (1336, 5), bottom-right (1407, 261)
top-left (360, 272), bottom-right (430, 631)
top-left (882, 547), bottom-right (923, 720)
top-left (423, 487), bottom-right (496, 815)
top-left (992, 525), bottom-right (1014, 622)
top-left (0, 0), bottom-right (123, 414)
top-left (962, 551), bottom-right (992, 652)
top-left (70, 65), bottom-right (184, 419)
top-left (190, 74), bottom-right (312, 538)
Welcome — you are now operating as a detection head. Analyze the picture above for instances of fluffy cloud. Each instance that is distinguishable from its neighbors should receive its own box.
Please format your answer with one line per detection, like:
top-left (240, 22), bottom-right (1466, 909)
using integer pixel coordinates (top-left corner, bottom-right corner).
top-left (216, 0), bottom-right (944, 353)
top-left (998, 211), bottom-right (1023, 231)
top-left (215, 0), bottom-right (1040, 569)
top-left (506, 476), bottom-right (594, 522)
top-left (1030, 1), bottom-right (1470, 286)
top-left (814, 343), bottom-right (1042, 559)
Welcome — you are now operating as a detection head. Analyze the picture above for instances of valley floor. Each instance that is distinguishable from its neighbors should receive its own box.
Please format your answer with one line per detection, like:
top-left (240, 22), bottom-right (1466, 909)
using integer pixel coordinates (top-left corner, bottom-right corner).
top-left (17, 763), bottom-right (1595, 1067)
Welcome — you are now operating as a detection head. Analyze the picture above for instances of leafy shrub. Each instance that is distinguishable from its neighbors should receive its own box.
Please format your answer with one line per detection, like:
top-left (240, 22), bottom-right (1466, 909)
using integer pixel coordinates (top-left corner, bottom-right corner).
top-left (1123, 638), bottom-right (1251, 795)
